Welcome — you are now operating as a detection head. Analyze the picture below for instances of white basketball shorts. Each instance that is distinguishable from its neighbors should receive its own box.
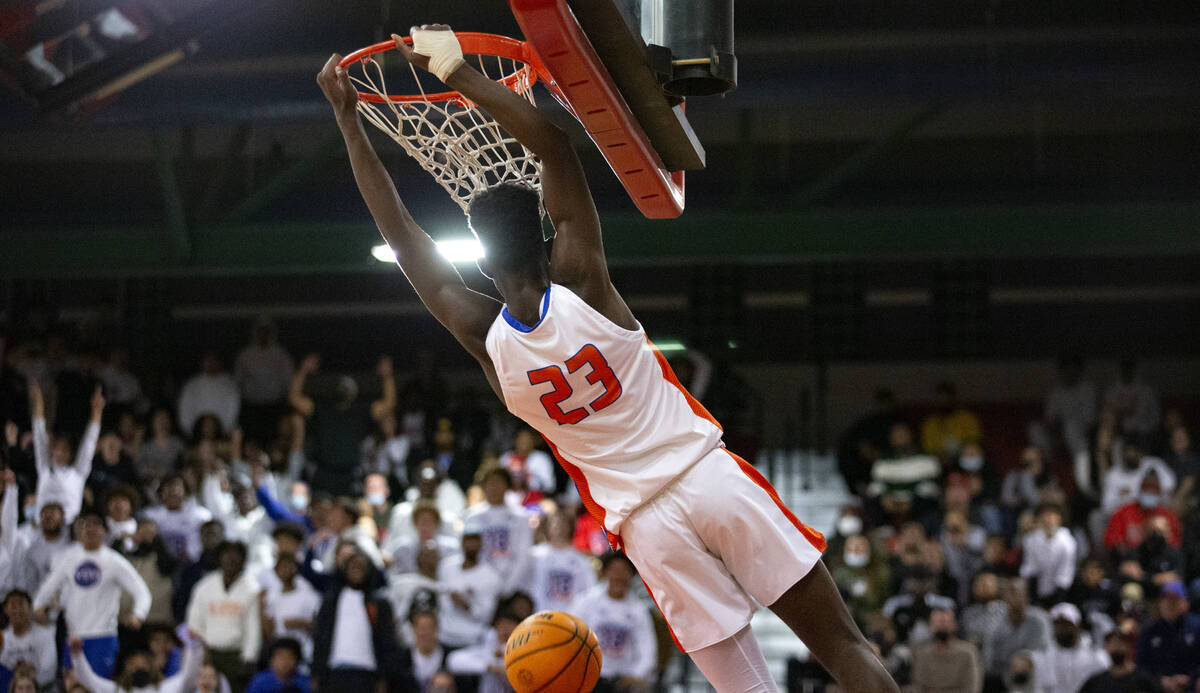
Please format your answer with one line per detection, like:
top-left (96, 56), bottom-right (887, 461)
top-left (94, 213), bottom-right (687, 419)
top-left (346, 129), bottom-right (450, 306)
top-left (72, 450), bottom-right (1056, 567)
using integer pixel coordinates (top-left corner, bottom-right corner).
top-left (620, 446), bottom-right (826, 652)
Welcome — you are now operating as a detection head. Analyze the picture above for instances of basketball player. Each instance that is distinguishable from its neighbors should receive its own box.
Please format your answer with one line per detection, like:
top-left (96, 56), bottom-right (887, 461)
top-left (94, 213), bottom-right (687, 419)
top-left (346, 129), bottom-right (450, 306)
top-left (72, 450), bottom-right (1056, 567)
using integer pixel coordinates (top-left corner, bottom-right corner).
top-left (317, 26), bottom-right (898, 692)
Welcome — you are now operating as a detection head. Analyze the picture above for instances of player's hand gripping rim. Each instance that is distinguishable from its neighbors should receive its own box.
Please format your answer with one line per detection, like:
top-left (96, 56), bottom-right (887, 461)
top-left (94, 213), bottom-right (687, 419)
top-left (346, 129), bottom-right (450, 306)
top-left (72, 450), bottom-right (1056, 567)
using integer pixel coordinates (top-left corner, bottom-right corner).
top-left (393, 24), bottom-right (465, 83)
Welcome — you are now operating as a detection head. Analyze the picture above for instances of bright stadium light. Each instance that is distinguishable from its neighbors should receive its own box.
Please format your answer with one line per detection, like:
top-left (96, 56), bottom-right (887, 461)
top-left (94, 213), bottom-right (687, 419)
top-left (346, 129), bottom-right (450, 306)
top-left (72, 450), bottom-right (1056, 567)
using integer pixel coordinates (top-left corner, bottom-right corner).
top-left (436, 238), bottom-right (486, 263)
top-left (371, 244), bottom-right (397, 263)
top-left (371, 238), bottom-right (485, 265)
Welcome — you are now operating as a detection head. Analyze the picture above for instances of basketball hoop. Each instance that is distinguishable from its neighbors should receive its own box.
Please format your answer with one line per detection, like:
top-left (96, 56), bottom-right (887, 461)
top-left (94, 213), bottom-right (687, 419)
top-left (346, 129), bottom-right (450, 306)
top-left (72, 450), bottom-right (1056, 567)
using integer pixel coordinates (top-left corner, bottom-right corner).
top-left (339, 33), bottom-right (552, 214)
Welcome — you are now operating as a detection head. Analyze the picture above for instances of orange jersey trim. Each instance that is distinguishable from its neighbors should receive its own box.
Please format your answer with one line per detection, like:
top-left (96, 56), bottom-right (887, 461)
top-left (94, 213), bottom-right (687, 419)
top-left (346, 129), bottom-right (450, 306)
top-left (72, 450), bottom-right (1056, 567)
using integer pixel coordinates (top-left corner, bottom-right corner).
top-left (643, 337), bottom-right (722, 432)
top-left (723, 448), bottom-right (827, 552)
top-left (541, 436), bottom-right (618, 548)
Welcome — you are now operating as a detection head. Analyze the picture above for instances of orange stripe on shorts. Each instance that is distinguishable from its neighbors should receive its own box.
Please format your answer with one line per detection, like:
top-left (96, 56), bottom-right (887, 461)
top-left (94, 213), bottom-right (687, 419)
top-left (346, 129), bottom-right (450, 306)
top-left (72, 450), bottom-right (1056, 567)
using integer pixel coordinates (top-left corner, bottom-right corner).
top-left (723, 448), bottom-right (827, 552)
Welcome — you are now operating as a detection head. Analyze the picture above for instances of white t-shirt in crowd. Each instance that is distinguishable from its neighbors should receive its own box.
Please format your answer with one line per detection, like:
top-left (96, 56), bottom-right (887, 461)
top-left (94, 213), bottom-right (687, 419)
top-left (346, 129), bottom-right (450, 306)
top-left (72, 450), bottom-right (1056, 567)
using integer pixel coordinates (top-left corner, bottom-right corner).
top-left (463, 502), bottom-right (532, 590)
top-left (20, 530), bottom-right (70, 594)
top-left (437, 555), bottom-right (502, 648)
top-left (572, 584), bottom-right (657, 680)
top-left (33, 544), bottom-right (151, 639)
top-left (330, 589), bottom-right (378, 670)
top-left (265, 577), bottom-right (321, 659)
top-left (1019, 527), bottom-right (1077, 598)
top-left (0, 624), bottom-right (58, 686)
top-left (186, 571), bottom-right (261, 662)
top-left (517, 544), bottom-right (597, 614)
top-left (412, 646), bottom-right (445, 690)
top-left (143, 501), bottom-right (213, 562)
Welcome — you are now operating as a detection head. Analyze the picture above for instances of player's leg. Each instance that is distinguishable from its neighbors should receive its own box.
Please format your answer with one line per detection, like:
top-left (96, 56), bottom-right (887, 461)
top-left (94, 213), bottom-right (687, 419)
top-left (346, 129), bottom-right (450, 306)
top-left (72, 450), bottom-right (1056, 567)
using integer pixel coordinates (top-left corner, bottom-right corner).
top-left (686, 624), bottom-right (777, 693)
top-left (767, 562), bottom-right (898, 693)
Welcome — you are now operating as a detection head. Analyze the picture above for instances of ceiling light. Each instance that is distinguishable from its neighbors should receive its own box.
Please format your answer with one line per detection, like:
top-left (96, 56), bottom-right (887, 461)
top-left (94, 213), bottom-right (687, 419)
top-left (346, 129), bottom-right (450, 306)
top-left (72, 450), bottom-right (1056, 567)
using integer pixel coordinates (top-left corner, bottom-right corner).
top-left (371, 238), bottom-right (485, 265)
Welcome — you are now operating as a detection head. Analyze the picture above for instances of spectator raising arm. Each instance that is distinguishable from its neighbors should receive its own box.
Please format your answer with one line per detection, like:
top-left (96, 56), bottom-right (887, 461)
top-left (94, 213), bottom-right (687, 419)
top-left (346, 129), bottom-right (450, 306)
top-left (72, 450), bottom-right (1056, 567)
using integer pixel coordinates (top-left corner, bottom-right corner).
top-left (289, 354), bottom-right (319, 419)
top-left (76, 386), bottom-right (105, 477)
top-left (29, 380), bottom-right (49, 475)
top-left (1, 469), bottom-right (16, 559)
top-left (371, 356), bottom-right (396, 423)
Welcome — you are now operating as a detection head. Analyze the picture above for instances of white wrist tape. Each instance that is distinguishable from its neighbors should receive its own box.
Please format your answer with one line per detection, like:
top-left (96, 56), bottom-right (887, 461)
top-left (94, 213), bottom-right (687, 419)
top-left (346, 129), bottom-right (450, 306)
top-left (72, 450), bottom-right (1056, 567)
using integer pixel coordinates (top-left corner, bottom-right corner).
top-left (412, 29), bottom-right (465, 82)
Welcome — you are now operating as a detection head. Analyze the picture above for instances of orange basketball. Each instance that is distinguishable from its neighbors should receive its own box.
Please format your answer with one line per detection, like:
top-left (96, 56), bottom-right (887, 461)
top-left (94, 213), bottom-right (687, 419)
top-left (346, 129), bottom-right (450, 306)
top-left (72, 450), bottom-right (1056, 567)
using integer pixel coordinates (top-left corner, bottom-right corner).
top-left (504, 610), bottom-right (602, 693)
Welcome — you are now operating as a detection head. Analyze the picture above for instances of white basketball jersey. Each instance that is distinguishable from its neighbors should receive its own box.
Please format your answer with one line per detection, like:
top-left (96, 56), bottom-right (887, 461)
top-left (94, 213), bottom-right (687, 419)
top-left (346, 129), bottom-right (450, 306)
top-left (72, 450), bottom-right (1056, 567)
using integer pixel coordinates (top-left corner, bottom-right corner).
top-left (485, 284), bottom-right (723, 536)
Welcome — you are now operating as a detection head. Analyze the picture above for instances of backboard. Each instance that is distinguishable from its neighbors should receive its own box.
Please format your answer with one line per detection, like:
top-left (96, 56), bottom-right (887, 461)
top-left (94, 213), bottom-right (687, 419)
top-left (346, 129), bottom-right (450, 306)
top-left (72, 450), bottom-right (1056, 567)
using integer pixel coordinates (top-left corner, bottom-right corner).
top-left (506, 0), bottom-right (735, 219)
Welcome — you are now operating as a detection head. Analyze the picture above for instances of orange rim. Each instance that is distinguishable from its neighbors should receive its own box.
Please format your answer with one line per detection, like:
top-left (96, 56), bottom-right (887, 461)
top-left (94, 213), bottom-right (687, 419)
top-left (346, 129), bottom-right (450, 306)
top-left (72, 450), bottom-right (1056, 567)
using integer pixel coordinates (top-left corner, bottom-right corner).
top-left (338, 32), bottom-right (545, 104)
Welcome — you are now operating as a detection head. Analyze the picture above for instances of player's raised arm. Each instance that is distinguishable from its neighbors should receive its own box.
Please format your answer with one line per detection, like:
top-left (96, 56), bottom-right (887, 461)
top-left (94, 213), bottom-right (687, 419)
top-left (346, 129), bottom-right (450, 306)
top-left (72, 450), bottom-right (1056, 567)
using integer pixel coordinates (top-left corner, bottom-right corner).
top-left (396, 27), bottom-right (619, 309)
top-left (316, 54), bottom-right (499, 362)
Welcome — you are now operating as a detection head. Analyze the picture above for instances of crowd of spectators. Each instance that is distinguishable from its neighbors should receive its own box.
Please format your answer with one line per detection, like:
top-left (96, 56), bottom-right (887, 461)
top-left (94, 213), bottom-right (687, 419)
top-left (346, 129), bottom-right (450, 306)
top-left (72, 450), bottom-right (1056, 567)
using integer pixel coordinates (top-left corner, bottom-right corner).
top-left (2, 314), bottom-right (1197, 693)
top-left (834, 357), bottom-right (1199, 693)
top-left (0, 322), bottom-right (667, 693)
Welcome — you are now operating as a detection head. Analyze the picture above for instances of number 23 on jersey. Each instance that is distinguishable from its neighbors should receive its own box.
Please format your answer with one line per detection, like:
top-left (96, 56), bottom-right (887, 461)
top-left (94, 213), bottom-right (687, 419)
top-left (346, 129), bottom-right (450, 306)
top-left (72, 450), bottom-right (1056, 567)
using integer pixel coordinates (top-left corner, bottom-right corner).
top-left (527, 344), bottom-right (622, 425)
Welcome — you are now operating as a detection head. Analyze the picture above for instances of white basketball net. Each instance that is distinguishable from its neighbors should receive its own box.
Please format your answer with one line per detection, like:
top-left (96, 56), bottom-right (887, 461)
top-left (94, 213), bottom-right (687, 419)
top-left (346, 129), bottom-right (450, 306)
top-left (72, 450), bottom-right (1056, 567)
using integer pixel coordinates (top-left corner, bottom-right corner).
top-left (349, 50), bottom-right (543, 214)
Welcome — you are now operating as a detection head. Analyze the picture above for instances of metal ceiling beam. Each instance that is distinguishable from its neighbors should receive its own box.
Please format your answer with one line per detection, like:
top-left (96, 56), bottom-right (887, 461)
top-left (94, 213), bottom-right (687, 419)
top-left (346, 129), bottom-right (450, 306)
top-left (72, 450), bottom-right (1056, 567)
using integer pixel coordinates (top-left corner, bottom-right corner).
top-left (3, 203), bottom-right (1199, 279)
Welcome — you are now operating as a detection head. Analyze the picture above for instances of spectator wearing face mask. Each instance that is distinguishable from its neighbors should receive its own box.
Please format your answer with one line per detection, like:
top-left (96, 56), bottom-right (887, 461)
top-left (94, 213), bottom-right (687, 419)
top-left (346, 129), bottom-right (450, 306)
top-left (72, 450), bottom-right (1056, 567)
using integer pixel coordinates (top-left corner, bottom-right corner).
top-left (1104, 472), bottom-right (1182, 557)
top-left (948, 443), bottom-right (1003, 535)
top-left (910, 608), bottom-right (982, 693)
top-left (1031, 603), bottom-right (1109, 693)
top-left (832, 535), bottom-right (890, 623)
top-left (1100, 442), bottom-right (1175, 518)
top-left (1003, 651), bottom-right (1038, 693)
top-left (463, 465), bottom-right (533, 593)
top-left (438, 528), bottom-right (503, 649)
top-left (1078, 631), bottom-right (1159, 693)
top-left (826, 506), bottom-right (865, 569)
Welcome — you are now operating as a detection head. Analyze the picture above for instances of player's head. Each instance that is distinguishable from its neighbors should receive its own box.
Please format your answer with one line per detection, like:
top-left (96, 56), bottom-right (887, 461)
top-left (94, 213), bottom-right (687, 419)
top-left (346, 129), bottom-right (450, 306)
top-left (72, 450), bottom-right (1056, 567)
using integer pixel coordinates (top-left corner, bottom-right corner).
top-left (467, 183), bottom-right (547, 282)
